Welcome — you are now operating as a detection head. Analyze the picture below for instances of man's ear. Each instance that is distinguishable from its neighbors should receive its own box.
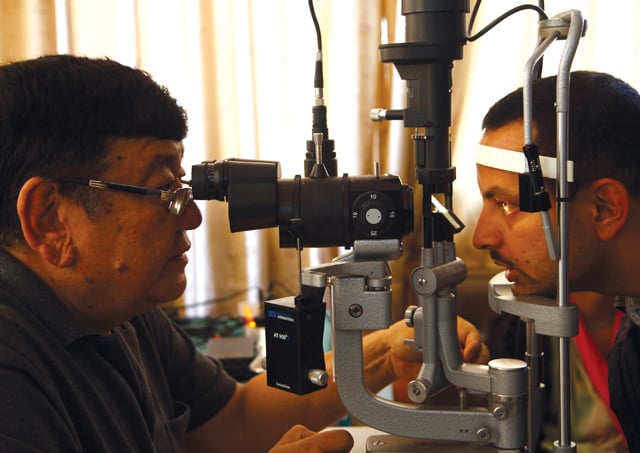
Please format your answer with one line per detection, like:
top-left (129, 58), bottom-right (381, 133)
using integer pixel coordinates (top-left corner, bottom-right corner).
top-left (590, 178), bottom-right (629, 241)
top-left (16, 177), bottom-right (76, 266)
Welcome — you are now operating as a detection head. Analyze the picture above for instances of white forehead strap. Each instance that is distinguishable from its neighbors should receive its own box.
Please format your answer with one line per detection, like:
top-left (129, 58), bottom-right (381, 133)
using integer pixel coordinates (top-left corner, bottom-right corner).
top-left (476, 144), bottom-right (574, 183)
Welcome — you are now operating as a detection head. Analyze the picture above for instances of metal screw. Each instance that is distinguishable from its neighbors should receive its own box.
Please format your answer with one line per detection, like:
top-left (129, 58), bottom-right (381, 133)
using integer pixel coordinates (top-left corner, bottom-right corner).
top-left (493, 405), bottom-right (507, 420)
top-left (476, 427), bottom-right (491, 442)
top-left (407, 379), bottom-right (429, 403)
top-left (349, 304), bottom-right (363, 317)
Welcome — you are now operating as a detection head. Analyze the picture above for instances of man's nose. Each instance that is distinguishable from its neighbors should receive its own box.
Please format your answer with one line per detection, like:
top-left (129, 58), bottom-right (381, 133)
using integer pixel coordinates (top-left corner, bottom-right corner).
top-left (472, 209), bottom-right (501, 250)
top-left (179, 198), bottom-right (203, 230)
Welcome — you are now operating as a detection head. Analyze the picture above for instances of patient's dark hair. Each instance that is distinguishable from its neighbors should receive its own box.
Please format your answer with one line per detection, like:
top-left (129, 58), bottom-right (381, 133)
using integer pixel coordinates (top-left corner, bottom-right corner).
top-left (0, 54), bottom-right (188, 246)
top-left (483, 71), bottom-right (640, 195)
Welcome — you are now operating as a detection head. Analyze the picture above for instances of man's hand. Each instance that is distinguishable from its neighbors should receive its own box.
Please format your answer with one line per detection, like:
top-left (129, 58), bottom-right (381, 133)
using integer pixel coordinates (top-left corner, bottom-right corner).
top-left (457, 316), bottom-right (490, 364)
top-left (387, 315), bottom-right (489, 382)
top-left (268, 425), bottom-right (353, 453)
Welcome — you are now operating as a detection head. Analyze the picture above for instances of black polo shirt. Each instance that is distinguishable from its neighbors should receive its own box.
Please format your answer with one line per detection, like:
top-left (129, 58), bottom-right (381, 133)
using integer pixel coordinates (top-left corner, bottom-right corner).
top-left (0, 249), bottom-right (237, 452)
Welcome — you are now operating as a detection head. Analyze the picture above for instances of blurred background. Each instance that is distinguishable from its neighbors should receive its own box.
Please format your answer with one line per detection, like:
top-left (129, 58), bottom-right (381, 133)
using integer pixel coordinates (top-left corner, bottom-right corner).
top-left (2, 0), bottom-right (639, 337)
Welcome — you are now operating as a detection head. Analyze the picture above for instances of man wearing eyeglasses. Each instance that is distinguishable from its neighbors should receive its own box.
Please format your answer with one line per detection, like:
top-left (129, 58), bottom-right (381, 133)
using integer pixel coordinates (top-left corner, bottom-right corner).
top-left (0, 55), bottom-right (488, 453)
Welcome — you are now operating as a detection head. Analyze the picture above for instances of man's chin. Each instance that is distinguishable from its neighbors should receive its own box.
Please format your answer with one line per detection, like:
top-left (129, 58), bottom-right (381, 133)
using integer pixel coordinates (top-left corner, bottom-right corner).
top-left (511, 282), bottom-right (556, 298)
top-left (510, 284), bottom-right (530, 296)
top-left (148, 276), bottom-right (187, 305)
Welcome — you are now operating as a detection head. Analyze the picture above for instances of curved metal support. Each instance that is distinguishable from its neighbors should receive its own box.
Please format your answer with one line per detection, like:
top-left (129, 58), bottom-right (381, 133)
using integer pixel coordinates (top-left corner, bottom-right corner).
top-left (553, 11), bottom-right (585, 451)
top-left (331, 273), bottom-right (528, 450)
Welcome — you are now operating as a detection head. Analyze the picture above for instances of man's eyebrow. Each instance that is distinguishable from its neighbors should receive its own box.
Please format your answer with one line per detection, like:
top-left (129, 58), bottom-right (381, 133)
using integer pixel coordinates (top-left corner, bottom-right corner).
top-left (150, 147), bottom-right (182, 171)
top-left (159, 152), bottom-right (181, 167)
top-left (128, 148), bottom-right (181, 186)
top-left (480, 185), bottom-right (518, 200)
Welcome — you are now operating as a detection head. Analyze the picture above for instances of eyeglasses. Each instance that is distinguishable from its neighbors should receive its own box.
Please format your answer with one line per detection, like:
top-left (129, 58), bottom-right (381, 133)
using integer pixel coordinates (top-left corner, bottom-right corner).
top-left (60, 178), bottom-right (193, 216)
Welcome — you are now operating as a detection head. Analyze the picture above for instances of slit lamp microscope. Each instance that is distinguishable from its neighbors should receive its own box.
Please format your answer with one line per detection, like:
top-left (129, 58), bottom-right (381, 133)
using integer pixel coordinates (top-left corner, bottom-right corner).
top-left (189, 2), bottom-right (587, 451)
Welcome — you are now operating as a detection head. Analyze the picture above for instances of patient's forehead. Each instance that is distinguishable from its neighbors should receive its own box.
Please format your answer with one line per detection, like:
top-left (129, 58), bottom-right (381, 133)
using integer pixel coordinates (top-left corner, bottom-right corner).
top-left (480, 121), bottom-right (524, 150)
top-left (478, 124), bottom-right (574, 183)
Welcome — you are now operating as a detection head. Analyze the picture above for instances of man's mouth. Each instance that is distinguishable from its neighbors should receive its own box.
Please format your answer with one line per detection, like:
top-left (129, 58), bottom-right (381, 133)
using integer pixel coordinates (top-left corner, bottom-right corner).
top-left (490, 253), bottom-right (519, 283)
top-left (170, 235), bottom-right (192, 263)
top-left (169, 244), bottom-right (191, 263)
top-left (504, 267), bottom-right (520, 282)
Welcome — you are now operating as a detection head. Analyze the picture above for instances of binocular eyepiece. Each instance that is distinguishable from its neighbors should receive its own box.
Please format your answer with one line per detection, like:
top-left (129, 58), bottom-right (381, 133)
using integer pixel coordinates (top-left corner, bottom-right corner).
top-left (191, 158), bottom-right (413, 249)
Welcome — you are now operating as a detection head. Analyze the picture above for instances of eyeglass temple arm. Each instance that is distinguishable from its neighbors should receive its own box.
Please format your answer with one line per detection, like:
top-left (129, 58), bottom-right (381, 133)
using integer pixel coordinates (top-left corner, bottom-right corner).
top-left (87, 180), bottom-right (165, 197)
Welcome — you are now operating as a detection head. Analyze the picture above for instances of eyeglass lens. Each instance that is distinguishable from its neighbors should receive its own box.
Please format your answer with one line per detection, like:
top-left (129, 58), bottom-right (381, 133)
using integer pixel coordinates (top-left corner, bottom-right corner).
top-left (170, 188), bottom-right (193, 215)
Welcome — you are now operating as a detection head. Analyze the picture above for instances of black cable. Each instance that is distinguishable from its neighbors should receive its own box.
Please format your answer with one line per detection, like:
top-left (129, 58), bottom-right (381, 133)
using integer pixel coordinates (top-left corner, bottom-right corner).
top-left (308, 0), bottom-right (322, 52)
top-left (308, 0), bottom-right (324, 91)
top-left (467, 0), bottom-right (482, 38)
top-left (267, 280), bottom-right (297, 299)
top-left (533, 0), bottom-right (546, 79)
top-left (177, 280), bottom-right (297, 312)
top-left (467, 4), bottom-right (548, 42)
top-left (180, 286), bottom-right (264, 310)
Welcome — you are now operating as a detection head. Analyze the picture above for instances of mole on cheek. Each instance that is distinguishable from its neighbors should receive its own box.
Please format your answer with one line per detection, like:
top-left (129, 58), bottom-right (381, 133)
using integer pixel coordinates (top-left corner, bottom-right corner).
top-left (117, 263), bottom-right (129, 273)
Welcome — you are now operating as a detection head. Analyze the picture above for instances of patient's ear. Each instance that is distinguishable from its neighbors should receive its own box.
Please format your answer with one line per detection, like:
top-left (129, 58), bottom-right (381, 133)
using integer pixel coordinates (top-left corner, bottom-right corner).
top-left (16, 177), bottom-right (76, 266)
top-left (590, 178), bottom-right (629, 241)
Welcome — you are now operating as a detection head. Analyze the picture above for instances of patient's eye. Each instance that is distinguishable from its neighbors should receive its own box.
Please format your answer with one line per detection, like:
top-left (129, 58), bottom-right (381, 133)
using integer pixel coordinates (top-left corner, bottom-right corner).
top-left (497, 200), bottom-right (519, 215)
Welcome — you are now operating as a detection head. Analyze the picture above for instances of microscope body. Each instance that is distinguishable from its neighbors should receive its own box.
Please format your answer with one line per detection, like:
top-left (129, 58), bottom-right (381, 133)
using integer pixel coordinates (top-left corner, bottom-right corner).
top-left (193, 1), bottom-right (586, 450)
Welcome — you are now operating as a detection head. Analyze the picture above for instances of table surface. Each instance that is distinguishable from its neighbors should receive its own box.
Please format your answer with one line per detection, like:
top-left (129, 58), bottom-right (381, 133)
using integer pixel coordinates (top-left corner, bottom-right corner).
top-left (323, 426), bottom-right (501, 452)
top-left (322, 426), bottom-right (384, 452)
